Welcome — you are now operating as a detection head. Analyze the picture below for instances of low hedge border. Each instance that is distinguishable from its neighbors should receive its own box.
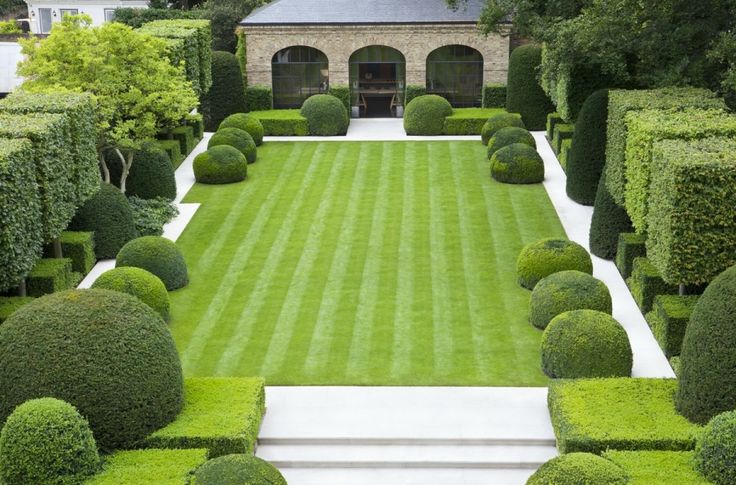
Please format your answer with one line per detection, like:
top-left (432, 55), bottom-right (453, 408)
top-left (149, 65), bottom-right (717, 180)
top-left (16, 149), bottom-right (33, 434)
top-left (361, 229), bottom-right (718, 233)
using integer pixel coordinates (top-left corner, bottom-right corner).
top-left (627, 257), bottom-right (679, 314)
top-left (548, 378), bottom-right (700, 454)
top-left (615, 233), bottom-right (647, 279)
top-left (143, 377), bottom-right (266, 458)
top-left (44, 231), bottom-right (96, 276)
top-left (86, 449), bottom-right (209, 485)
top-left (603, 451), bottom-right (711, 485)
top-left (559, 138), bottom-right (572, 172)
top-left (186, 113), bottom-right (204, 139)
top-left (552, 123), bottom-right (575, 155)
top-left (170, 125), bottom-right (195, 158)
top-left (0, 297), bottom-right (34, 324)
top-left (645, 295), bottom-right (699, 358)
top-left (546, 113), bottom-right (564, 140)
top-left (249, 110), bottom-right (308, 136)
top-left (442, 108), bottom-right (507, 135)
top-left (482, 83), bottom-right (506, 108)
top-left (26, 258), bottom-right (76, 297)
top-left (156, 140), bottom-right (183, 169)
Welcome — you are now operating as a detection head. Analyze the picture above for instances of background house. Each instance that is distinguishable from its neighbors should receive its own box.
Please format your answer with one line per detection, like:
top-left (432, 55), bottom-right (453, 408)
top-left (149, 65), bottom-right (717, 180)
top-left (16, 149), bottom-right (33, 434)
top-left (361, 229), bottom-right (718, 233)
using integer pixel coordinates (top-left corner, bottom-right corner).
top-left (24, 0), bottom-right (146, 34)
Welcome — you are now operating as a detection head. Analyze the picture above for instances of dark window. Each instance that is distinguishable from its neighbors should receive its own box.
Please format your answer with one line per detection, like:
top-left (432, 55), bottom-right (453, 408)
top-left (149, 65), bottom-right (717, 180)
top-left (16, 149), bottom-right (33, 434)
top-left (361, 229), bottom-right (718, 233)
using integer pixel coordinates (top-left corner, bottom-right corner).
top-left (426, 45), bottom-right (483, 107)
top-left (271, 46), bottom-right (328, 109)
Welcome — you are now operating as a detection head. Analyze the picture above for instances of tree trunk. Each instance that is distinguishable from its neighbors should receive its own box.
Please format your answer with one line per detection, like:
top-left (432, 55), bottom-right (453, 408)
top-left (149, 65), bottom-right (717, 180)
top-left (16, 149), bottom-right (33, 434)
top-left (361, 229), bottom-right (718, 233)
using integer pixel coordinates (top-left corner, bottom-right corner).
top-left (52, 238), bottom-right (63, 258)
top-left (99, 149), bottom-right (110, 184)
top-left (114, 148), bottom-right (135, 194)
top-left (17, 279), bottom-right (26, 297)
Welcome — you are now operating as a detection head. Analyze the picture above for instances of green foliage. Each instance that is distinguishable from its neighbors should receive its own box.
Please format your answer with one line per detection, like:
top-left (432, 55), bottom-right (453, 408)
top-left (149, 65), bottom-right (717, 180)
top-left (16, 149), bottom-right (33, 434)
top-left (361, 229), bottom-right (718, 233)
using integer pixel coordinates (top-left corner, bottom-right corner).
top-left (487, 127), bottom-right (536, 159)
top-left (209, 127), bottom-right (257, 163)
top-left (157, 139), bottom-right (183, 168)
top-left (235, 30), bottom-right (247, 86)
top-left (526, 452), bottom-right (629, 485)
top-left (541, 309), bottom-right (631, 378)
top-left (328, 85), bottom-right (351, 113)
top-left (26, 258), bottom-right (75, 297)
top-left (404, 85), bottom-right (427, 106)
top-left (482, 83), bottom-right (506, 108)
top-left (589, 172), bottom-right (633, 260)
top-left (481, 112), bottom-right (525, 145)
top-left (219, 113), bottom-right (264, 146)
top-left (202, 0), bottom-right (264, 53)
top-left (0, 138), bottom-right (43, 292)
top-left (0, 20), bottom-right (21, 34)
top-left (627, 257), bottom-right (679, 314)
top-left (300, 94), bottom-right (349, 136)
top-left (113, 7), bottom-right (202, 29)
top-left (709, 31), bottom-right (736, 109)
top-left (0, 398), bottom-right (100, 485)
top-left (490, 142), bottom-right (544, 184)
top-left (648, 138), bottom-right (736, 285)
top-left (116, 236), bottom-right (189, 290)
top-left (516, 238), bottom-right (592, 290)
top-left (678, 265), bottom-right (736, 424)
top-left (604, 87), bottom-right (725, 206)
top-left (506, 45), bottom-right (554, 130)
top-left (194, 145), bottom-right (248, 184)
top-left (201, 51), bottom-right (247, 132)
top-left (548, 378), bottom-right (701, 454)
top-left (145, 377), bottom-right (266, 457)
top-left (695, 410), bottom-right (736, 485)
top-left (541, 56), bottom-right (613, 123)
top-left (246, 85), bottom-right (273, 112)
top-left (529, 271), bottom-right (611, 329)
top-left (54, 231), bottom-right (96, 275)
top-left (194, 454), bottom-right (286, 485)
top-left (604, 450), bottom-right (711, 485)
top-left (187, 113), bottom-right (204, 139)
top-left (92, 266), bottom-right (170, 321)
top-left (69, 183), bottom-right (138, 259)
top-left (87, 448), bottom-right (208, 485)
top-left (170, 125), bottom-right (195, 156)
top-left (0, 289), bottom-right (184, 451)
top-left (403, 95), bottom-right (453, 136)
top-left (443, 108), bottom-right (506, 135)
top-left (108, 142), bottom-right (177, 201)
top-left (615, 232), bottom-right (646, 280)
top-left (552, 123), bottom-right (574, 154)
top-left (249, 109), bottom-right (308, 136)
top-left (0, 297), bottom-right (34, 324)
top-left (558, 138), bottom-right (572, 172)
top-left (546, 112), bottom-right (564, 139)
top-left (646, 295), bottom-right (699, 358)
top-left (128, 196), bottom-right (179, 237)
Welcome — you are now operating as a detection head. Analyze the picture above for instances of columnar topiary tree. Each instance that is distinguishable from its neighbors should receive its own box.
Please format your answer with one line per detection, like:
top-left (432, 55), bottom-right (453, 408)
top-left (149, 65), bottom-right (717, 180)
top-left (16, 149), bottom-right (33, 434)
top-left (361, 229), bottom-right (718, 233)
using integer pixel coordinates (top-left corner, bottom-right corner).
top-left (506, 45), bottom-right (555, 130)
top-left (589, 172), bottom-right (633, 260)
top-left (566, 89), bottom-right (609, 205)
top-left (201, 51), bottom-right (247, 132)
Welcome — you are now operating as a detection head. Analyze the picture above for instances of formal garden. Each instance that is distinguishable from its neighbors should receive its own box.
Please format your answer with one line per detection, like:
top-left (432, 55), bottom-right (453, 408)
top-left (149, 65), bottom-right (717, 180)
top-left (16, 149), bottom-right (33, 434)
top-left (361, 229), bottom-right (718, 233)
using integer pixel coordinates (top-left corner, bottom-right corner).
top-left (0, 0), bottom-right (736, 482)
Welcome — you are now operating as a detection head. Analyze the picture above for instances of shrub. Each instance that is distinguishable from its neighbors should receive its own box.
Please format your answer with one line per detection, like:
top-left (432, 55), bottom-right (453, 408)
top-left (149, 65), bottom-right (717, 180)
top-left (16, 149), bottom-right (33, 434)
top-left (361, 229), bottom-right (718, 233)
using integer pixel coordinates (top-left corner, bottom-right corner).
top-left (647, 295), bottom-right (699, 358)
top-left (627, 257), bottom-right (678, 314)
top-left (300, 94), bottom-right (349, 136)
top-left (404, 84), bottom-right (427, 106)
top-left (529, 271), bottom-right (611, 329)
top-left (604, 451), bottom-right (710, 485)
top-left (403, 95), bottom-right (453, 135)
top-left (113, 7), bottom-right (202, 29)
top-left (677, 265), bottom-right (736, 424)
top-left (695, 410), bottom-right (736, 485)
top-left (69, 183), bottom-right (138, 259)
top-left (249, 109), bottom-right (308, 136)
top-left (92, 267), bottom-right (170, 322)
top-left (54, 231), bottom-right (96, 275)
top-left (201, 51), bottom-right (247, 132)
top-left (541, 60), bottom-right (611, 123)
top-left (156, 139), bottom-right (183, 168)
top-left (246, 85), bottom-right (273, 112)
top-left (116, 236), bottom-right (188, 290)
top-left (487, 127), bottom-right (536, 159)
top-left (490, 143), bottom-right (544, 184)
top-left (194, 454), bottom-right (286, 485)
top-left (208, 127), bottom-right (257, 164)
top-left (170, 125), bottom-right (195, 156)
top-left (559, 138), bottom-right (572, 172)
top-left (87, 449), bottom-right (208, 485)
top-left (615, 232), bottom-right (646, 279)
top-left (128, 196), bottom-right (179, 237)
top-left (187, 113), bottom-right (204, 139)
top-left (0, 397), bottom-right (100, 485)
top-left (552, 123), bottom-right (574, 154)
top-left (26, 258), bottom-right (75, 297)
top-left (589, 172), bottom-right (633, 260)
top-left (0, 289), bottom-right (184, 451)
top-left (604, 87), bottom-right (725, 206)
top-left (219, 113), bottom-right (265, 146)
top-left (541, 309), bottom-right (632, 378)
top-left (481, 112), bottom-right (525, 145)
top-left (0, 297), bottom-right (34, 324)
top-left (443, 108), bottom-right (505, 135)
top-left (328, 84), bottom-right (351, 113)
top-left (517, 238), bottom-right (592, 290)
top-left (506, 45), bottom-right (555, 130)
top-left (482, 83), bottom-right (506, 108)
top-left (194, 145), bottom-right (248, 184)
top-left (565, 89), bottom-right (609, 205)
top-left (526, 452), bottom-right (628, 485)
top-left (546, 112), bottom-right (564, 140)
top-left (108, 142), bottom-right (177, 201)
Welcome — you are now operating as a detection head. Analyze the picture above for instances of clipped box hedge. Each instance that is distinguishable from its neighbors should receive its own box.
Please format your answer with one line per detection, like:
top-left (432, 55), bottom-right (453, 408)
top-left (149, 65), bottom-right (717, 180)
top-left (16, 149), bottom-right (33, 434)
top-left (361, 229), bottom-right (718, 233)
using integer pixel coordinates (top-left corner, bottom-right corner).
top-left (143, 377), bottom-right (265, 457)
top-left (156, 139), bottom-right (183, 168)
top-left (548, 378), bottom-right (700, 454)
top-left (648, 138), bottom-right (736, 285)
top-left (646, 294), bottom-right (699, 358)
top-left (615, 233), bottom-right (646, 280)
top-left (245, 85), bottom-right (273, 112)
top-left (604, 87), bottom-right (725, 206)
top-left (249, 109), bottom-right (308, 136)
top-left (0, 138), bottom-right (43, 292)
top-left (170, 125), bottom-right (195, 157)
top-left (57, 231), bottom-right (96, 275)
top-left (482, 83), bottom-right (506, 108)
top-left (559, 138), bottom-right (572, 172)
top-left (0, 297), bottom-right (34, 324)
top-left (86, 448), bottom-right (208, 485)
top-left (552, 123), bottom-right (574, 155)
top-left (26, 258), bottom-right (75, 297)
top-left (404, 84), bottom-right (427, 106)
top-left (186, 113), bottom-right (204, 139)
top-left (603, 451), bottom-right (711, 485)
top-left (627, 257), bottom-right (679, 314)
top-left (442, 108), bottom-right (507, 135)
top-left (546, 112), bottom-right (564, 140)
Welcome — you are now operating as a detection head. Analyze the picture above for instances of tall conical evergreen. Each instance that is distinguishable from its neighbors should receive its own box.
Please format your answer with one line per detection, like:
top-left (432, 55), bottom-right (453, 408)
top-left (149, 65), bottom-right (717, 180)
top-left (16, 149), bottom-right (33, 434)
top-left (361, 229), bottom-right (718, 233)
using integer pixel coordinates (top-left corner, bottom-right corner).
top-left (566, 89), bottom-right (609, 205)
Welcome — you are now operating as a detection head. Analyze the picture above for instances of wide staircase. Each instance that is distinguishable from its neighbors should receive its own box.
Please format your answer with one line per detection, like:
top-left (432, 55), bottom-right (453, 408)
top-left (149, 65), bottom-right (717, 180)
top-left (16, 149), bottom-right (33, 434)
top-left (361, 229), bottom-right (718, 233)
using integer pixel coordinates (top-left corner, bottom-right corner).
top-left (256, 386), bottom-right (557, 485)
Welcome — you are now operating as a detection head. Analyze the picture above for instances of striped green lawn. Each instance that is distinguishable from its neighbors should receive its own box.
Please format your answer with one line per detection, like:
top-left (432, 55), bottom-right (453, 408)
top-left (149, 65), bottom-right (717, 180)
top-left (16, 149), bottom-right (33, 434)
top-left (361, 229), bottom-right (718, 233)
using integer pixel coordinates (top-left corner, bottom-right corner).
top-left (170, 141), bottom-right (566, 386)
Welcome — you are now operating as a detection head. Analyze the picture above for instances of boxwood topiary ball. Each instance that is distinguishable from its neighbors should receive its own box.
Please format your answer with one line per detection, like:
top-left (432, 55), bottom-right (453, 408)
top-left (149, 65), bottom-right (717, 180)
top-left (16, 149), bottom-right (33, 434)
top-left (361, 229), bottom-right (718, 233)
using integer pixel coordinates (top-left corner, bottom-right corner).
top-left (481, 113), bottom-right (525, 145)
top-left (0, 290), bottom-right (184, 451)
top-left (0, 397), bottom-right (100, 485)
top-left (695, 410), bottom-right (736, 485)
top-left (529, 270), bottom-right (611, 329)
top-left (526, 452), bottom-right (629, 485)
top-left (517, 238), bottom-right (593, 289)
top-left (209, 127), bottom-right (257, 164)
top-left (193, 145), bottom-right (248, 185)
top-left (403, 95), bottom-right (453, 136)
top-left (300, 94), bottom-right (349, 136)
top-left (541, 309), bottom-right (632, 378)
top-left (91, 266), bottom-right (170, 322)
top-left (487, 126), bottom-right (536, 159)
top-left (219, 113), bottom-right (265, 146)
top-left (491, 143), bottom-right (544, 184)
top-left (116, 236), bottom-right (188, 291)
top-left (194, 454), bottom-right (287, 485)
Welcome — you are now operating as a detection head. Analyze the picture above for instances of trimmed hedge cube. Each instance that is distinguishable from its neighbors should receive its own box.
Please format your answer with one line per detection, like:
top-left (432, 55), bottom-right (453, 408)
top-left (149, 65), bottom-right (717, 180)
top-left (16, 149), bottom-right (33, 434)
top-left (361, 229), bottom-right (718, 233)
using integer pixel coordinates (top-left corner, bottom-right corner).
top-left (51, 231), bottom-right (96, 275)
top-left (615, 233), bottom-right (646, 279)
top-left (559, 138), bottom-right (572, 172)
top-left (86, 449), bottom-right (208, 485)
top-left (627, 257), bottom-right (679, 314)
top-left (646, 295), bottom-right (698, 358)
top-left (249, 110), bottom-right (308, 136)
top-left (482, 83), bottom-right (506, 108)
top-left (157, 139), bottom-right (183, 168)
top-left (546, 112), bottom-right (564, 140)
top-left (552, 123), bottom-right (574, 155)
top-left (186, 113), bottom-right (204, 139)
top-left (245, 85), bottom-right (273, 112)
top-left (26, 258), bottom-right (75, 297)
top-left (170, 125), bottom-right (195, 157)
top-left (0, 297), bottom-right (34, 324)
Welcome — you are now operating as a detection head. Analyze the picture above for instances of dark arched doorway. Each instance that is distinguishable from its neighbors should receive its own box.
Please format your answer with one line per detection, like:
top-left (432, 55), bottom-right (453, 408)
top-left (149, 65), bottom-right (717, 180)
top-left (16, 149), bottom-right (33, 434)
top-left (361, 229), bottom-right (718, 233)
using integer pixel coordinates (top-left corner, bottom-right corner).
top-left (349, 45), bottom-right (405, 117)
top-left (272, 46), bottom-right (329, 109)
top-left (426, 45), bottom-right (483, 107)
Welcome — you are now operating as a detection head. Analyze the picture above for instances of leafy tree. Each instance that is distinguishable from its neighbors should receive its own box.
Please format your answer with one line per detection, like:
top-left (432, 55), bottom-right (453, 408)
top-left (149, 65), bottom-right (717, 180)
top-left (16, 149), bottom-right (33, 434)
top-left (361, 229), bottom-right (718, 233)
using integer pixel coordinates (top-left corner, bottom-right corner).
top-left (17, 15), bottom-right (198, 193)
top-left (709, 31), bottom-right (736, 109)
top-left (202, 0), bottom-right (266, 52)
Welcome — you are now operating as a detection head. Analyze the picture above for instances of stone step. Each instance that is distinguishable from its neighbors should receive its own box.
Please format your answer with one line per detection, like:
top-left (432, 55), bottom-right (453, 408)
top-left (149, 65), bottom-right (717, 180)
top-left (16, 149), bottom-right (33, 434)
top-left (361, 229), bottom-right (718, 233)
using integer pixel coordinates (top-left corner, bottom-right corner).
top-left (274, 467), bottom-right (537, 485)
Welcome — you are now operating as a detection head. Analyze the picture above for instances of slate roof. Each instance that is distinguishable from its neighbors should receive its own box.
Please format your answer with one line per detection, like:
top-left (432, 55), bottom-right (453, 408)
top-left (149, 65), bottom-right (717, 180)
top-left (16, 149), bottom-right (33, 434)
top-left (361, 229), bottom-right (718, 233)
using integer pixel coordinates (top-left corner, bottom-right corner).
top-left (241, 0), bottom-right (485, 26)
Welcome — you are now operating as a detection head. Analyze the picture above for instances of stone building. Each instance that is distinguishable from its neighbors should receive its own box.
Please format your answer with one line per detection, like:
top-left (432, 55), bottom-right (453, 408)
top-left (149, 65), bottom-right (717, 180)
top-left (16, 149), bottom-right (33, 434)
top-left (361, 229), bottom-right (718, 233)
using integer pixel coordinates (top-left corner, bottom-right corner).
top-left (239, 0), bottom-right (509, 115)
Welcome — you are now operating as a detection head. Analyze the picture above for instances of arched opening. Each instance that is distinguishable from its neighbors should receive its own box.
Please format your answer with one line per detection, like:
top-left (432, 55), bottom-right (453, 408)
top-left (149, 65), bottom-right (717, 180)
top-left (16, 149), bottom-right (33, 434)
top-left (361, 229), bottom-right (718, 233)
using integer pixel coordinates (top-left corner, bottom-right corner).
top-left (426, 45), bottom-right (483, 107)
top-left (271, 46), bottom-right (329, 109)
top-left (349, 45), bottom-right (405, 118)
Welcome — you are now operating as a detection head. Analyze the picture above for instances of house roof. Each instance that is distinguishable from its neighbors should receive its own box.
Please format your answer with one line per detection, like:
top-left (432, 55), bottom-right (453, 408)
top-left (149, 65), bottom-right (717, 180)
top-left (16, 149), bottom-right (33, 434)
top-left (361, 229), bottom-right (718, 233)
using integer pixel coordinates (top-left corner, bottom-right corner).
top-left (241, 0), bottom-right (485, 26)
